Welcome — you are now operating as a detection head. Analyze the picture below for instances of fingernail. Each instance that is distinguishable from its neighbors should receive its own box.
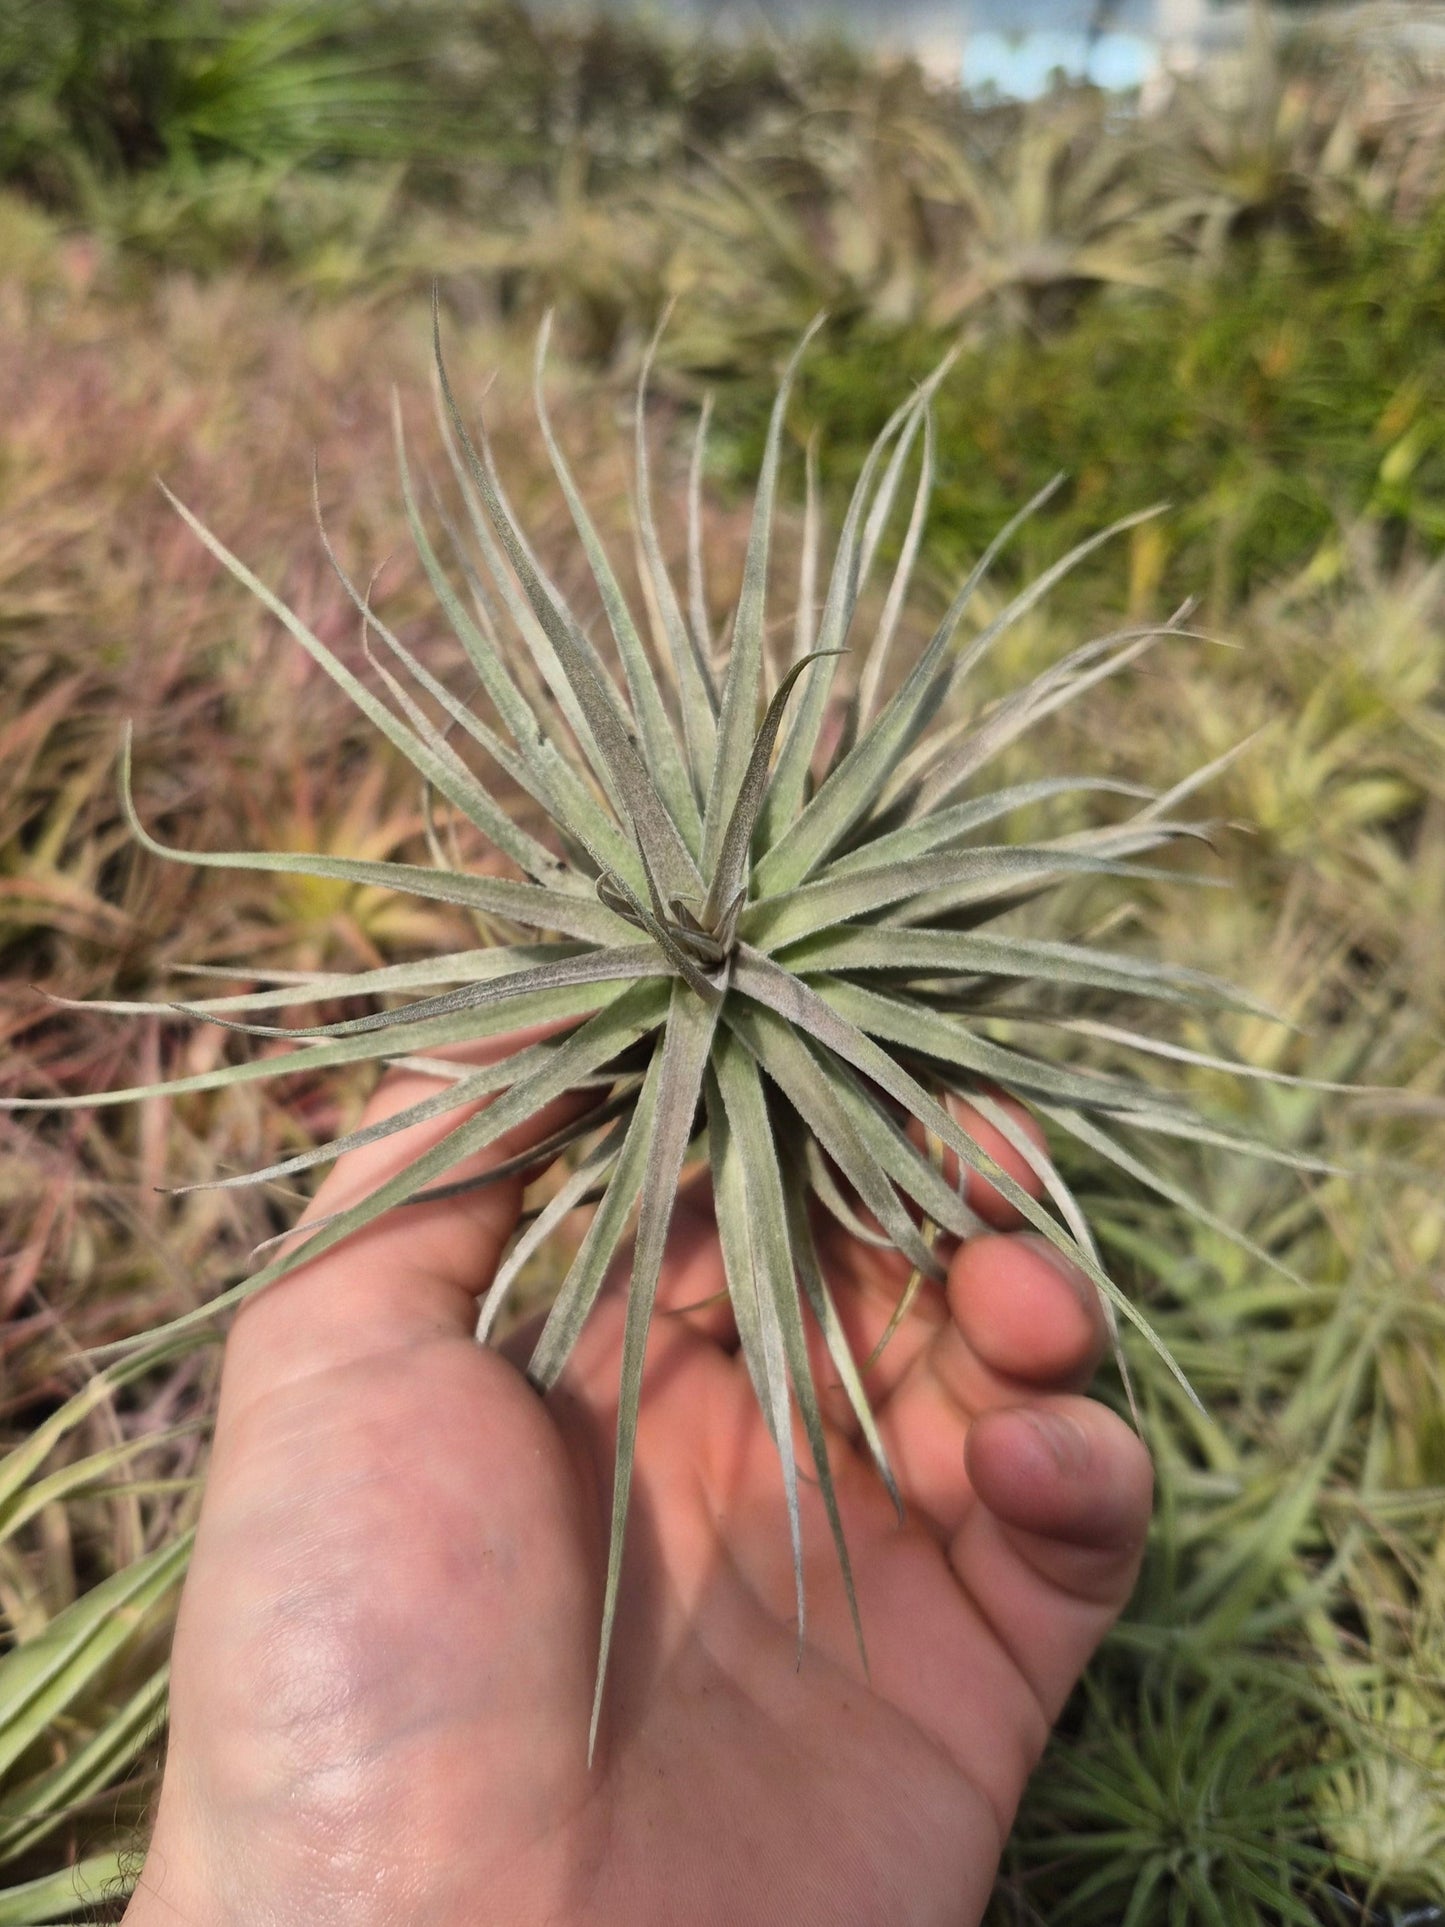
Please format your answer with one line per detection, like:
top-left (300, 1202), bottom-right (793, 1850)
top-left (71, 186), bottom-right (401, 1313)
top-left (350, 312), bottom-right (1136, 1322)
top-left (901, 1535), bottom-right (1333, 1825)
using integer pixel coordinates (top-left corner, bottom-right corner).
top-left (1021, 1409), bottom-right (1090, 1477)
top-left (1017, 1233), bottom-right (1096, 1311)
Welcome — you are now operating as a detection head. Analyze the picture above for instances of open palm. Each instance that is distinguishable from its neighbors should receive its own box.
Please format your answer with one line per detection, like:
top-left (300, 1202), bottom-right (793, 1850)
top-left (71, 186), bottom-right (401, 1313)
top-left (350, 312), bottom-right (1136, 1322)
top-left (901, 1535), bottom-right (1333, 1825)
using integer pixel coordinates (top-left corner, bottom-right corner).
top-left (127, 1042), bottom-right (1151, 1927)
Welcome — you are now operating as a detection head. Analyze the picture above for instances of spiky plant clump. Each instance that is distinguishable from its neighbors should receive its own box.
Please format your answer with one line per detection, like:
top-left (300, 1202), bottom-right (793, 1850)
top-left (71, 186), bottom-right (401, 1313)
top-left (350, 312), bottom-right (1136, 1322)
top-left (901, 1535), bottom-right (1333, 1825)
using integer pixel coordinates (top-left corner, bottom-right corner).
top-left (9, 302), bottom-right (1340, 1753)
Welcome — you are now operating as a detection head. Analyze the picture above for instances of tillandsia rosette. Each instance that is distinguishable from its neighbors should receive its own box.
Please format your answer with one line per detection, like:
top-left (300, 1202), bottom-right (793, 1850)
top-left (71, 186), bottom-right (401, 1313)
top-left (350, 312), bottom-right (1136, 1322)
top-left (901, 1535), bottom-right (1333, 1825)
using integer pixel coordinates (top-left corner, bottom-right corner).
top-left (10, 302), bottom-right (1343, 1754)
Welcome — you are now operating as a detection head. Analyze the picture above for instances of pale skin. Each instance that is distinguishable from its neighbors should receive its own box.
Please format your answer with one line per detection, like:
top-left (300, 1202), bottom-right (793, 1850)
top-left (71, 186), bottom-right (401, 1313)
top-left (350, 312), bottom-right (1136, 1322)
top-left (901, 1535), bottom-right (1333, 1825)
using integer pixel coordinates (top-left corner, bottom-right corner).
top-left (125, 1030), bottom-right (1153, 1927)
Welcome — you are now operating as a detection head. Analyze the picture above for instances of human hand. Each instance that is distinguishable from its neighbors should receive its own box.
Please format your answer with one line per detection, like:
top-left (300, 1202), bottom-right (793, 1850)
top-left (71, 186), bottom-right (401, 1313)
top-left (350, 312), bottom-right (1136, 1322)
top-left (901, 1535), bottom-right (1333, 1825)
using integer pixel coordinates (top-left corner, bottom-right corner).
top-left (125, 1032), bottom-right (1152, 1927)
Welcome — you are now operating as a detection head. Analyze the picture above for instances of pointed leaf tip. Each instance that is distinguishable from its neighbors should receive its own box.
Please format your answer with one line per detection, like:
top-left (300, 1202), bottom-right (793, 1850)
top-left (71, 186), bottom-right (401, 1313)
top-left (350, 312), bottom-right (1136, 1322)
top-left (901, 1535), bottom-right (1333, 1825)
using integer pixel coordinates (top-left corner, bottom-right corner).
top-left (704, 649), bottom-right (845, 928)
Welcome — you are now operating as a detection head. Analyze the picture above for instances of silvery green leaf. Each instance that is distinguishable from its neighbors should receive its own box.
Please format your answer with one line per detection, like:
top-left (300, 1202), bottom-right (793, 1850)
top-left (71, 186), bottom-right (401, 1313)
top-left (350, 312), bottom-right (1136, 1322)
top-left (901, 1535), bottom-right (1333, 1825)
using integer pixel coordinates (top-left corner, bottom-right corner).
top-left (761, 376), bottom-right (932, 837)
top-left (434, 301), bottom-right (702, 904)
top-left (791, 428), bottom-right (821, 668)
top-left (188, 1031), bottom-right (627, 1203)
top-left (50, 945), bottom-right (578, 1018)
top-left (778, 924), bottom-right (1274, 1019)
top-left (312, 474), bottom-right (582, 892)
top-left (534, 314), bottom-right (702, 852)
top-left (431, 362), bottom-right (620, 807)
top-left (474, 406), bottom-right (703, 897)
top-left (1037, 1101), bottom-right (1309, 1292)
top-left (768, 347), bottom-right (963, 834)
top-left (816, 975), bottom-right (1190, 1114)
top-left (884, 620), bottom-right (1196, 822)
top-left (526, 1056), bottom-right (664, 1384)
top-left (703, 650), bottom-right (840, 928)
top-left (745, 842), bottom-right (1203, 951)
top-left (90, 982), bottom-right (671, 1359)
top-left (701, 317), bottom-right (824, 873)
top-left (778, 499), bottom-right (1174, 887)
top-left (1009, 1014), bottom-right (1390, 1094)
top-left (724, 1000), bottom-right (944, 1279)
top-left (823, 1063), bottom-right (985, 1243)
top-left (908, 624), bottom-right (1182, 817)
top-left (479, 1116), bottom-right (630, 1347)
top-left (801, 1136), bottom-right (897, 1250)
top-left (344, 616), bottom-right (577, 892)
top-left (589, 984), bottom-right (719, 1761)
top-left (391, 416), bottom-right (577, 826)
top-left (117, 724), bottom-right (634, 947)
top-left (1097, 1104), bottom-right (1344, 1176)
top-left (232, 1067), bottom-right (636, 1247)
top-left (394, 397), bottom-right (567, 794)
top-left (713, 1036), bottom-right (866, 1668)
top-left (753, 475), bottom-right (1067, 894)
top-left (1138, 729), bottom-right (1262, 821)
top-left (857, 377), bottom-right (939, 589)
top-left (783, 1180), bottom-right (901, 1515)
top-left (391, 1085), bottom-right (639, 1217)
top-left (636, 316), bottom-right (718, 782)
top-left (731, 949), bottom-right (1203, 1411)
top-left (185, 944), bottom-right (661, 1040)
top-left (160, 479), bottom-right (570, 890)
top-left (708, 1072), bottom-right (781, 1426)
top-left (822, 777), bottom-right (1151, 878)
top-left (686, 389), bottom-right (717, 677)
top-left (454, 366), bottom-right (633, 721)
top-left (6, 982), bottom-right (630, 1115)
top-left (593, 869), bottom-right (724, 1003)
top-left (895, 847), bottom-right (1222, 935)
top-left (983, 816), bottom-right (1213, 864)
top-left (856, 404), bottom-right (936, 730)
top-left (710, 1040), bottom-right (807, 1656)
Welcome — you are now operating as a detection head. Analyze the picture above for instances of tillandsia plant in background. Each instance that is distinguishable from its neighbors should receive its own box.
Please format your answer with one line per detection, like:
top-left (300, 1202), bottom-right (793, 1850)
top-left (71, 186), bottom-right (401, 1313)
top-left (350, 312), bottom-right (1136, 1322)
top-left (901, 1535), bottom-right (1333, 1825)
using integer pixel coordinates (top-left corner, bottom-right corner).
top-left (9, 299), bottom-right (1337, 1755)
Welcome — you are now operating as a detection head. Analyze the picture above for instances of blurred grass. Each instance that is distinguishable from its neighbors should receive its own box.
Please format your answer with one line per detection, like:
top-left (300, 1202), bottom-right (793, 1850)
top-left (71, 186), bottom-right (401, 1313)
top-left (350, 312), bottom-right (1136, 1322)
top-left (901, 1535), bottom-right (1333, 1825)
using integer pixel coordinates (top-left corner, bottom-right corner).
top-left (1, 3), bottom-right (1443, 1921)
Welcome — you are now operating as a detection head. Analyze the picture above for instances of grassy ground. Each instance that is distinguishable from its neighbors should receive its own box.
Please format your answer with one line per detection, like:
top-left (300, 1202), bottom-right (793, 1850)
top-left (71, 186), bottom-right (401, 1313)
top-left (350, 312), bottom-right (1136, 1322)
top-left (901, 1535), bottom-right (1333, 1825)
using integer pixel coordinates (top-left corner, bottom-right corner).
top-left (2, 6), bottom-right (1444, 1922)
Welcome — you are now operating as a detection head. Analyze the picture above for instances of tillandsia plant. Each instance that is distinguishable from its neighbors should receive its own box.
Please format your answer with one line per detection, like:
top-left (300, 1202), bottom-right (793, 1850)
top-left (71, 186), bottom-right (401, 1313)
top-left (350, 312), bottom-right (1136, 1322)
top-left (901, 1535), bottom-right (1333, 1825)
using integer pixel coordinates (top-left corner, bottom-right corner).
top-left (11, 299), bottom-right (1339, 1756)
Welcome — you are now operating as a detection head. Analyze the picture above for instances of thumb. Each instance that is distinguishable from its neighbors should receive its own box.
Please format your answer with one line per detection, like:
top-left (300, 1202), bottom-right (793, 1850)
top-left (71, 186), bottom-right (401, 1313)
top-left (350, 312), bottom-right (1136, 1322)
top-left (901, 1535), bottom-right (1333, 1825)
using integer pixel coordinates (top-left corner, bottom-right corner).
top-left (216, 1026), bottom-right (585, 1424)
top-left (951, 1397), bottom-right (1153, 1722)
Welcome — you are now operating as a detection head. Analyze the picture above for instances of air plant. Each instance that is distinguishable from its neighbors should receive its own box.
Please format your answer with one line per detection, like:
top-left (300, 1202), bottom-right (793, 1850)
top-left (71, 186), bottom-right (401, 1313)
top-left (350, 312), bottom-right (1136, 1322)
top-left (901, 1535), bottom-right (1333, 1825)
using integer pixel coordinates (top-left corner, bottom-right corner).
top-left (7, 300), bottom-right (1335, 1757)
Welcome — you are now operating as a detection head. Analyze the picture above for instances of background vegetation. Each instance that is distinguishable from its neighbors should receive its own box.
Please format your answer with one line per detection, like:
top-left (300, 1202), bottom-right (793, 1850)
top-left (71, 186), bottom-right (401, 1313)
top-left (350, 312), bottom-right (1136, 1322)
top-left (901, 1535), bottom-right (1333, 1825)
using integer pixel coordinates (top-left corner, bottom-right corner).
top-left (1, 2), bottom-right (1442, 1921)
